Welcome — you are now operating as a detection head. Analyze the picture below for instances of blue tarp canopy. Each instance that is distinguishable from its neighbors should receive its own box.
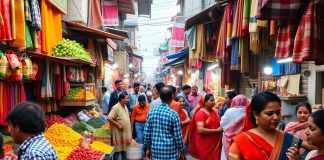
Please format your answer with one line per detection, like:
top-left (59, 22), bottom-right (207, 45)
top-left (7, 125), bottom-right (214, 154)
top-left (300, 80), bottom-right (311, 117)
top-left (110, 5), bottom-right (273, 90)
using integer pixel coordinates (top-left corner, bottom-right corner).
top-left (166, 48), bottom-right (189, 59)
top-left (164, 48), bottom-right (189, 66)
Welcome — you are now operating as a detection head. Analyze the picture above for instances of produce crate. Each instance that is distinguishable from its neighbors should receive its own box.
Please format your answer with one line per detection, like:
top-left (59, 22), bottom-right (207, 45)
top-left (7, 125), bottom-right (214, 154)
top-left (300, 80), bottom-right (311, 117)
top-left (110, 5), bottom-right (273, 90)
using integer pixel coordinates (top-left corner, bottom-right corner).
top-left (93, 136), bottom-right (111, 145)
top-left (60, 99), bottom-right (95, 106)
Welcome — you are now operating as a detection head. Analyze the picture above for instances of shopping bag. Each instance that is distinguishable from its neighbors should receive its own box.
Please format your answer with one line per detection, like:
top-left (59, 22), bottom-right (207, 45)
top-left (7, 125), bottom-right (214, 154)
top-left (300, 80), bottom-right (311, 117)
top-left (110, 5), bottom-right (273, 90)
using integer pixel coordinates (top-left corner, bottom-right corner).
top-left (6, 51), bottom-right (20, 69)
top-left (0, 51), bottom-right (8, 79)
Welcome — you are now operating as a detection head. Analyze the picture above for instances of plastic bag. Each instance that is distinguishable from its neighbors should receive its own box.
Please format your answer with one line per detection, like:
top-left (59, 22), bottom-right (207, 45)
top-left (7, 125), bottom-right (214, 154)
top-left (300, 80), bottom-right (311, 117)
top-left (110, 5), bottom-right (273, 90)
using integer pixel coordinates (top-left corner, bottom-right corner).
top-left (0, 51), bottom-right (8, 79)
top-left (11, 60), bottom-right (22, 81)
top-left (30, 62), bottom-right (38, 80)
top-left (6, 51), bottom-right (20, 69)
top-left (21, 55), bottom-right (32, 80)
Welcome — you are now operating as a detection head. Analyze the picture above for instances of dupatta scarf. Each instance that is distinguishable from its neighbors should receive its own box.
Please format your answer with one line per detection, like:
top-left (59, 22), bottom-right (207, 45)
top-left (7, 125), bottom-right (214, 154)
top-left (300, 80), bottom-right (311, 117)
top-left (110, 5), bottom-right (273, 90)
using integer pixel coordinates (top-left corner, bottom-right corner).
top-left (220, 95), bottom-right (249, 158)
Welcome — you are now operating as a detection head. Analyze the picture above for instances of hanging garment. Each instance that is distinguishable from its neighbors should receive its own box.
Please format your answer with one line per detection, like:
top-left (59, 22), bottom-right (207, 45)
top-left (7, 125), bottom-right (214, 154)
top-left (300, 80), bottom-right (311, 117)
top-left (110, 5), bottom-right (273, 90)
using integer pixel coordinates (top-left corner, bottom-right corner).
top-left (231, 38), bottom-right (240, 70)
top-left (232, 0), bottom-right (245, 37)
top-left (270, 20), bottom-right (278, 36)
top-left (226, 2), bottom-right (233, 47)
top-left (240, 37), bottom-right (249, 74)
top-left (205, 24), bottom-right (218, 62)
top-left (185, 26), bottom-right (196, 51)
top-left (102, 0), bottom-right (118, 26)
top-left (249, 0), bottom-right (258, 32)
top-left (0, 0), bottom-right (12, 40)
top-left (189, 24), bottom-right (205, 67)
top-left (216, 7), bottom-right (227, 60)
top-left (293, 1), bottom-right (324, 65)
top-left (24, 0), bottom-right (31, 22)
top-left (10, 0), bottom-right (26, 48)
top-left (89, 0), bottom-right (103, 28)
top-left (41, 0), bottom-right (62, 54)
top-left (29, 0), bottom-right (41, 30)
top-left (257, 0), bottom-right (306, 21)
top-left (275, 24), bottom-right (295, 58)
top-left (242, 0), bottom-right (251, 33)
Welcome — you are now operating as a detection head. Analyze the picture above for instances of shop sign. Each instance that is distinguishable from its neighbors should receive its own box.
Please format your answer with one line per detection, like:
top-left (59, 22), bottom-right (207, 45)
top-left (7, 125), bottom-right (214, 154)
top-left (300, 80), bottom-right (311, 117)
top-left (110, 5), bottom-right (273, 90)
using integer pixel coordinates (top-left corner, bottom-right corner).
top-left (47, 0), bottom-right (67, 14)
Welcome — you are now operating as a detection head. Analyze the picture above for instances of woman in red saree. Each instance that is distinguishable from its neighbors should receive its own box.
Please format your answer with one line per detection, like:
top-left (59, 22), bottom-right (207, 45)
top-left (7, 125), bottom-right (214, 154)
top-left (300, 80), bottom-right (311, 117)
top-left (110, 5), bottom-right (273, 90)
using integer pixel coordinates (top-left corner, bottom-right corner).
top-left (176, 96), bottom-right (190, 144)
top-left (229, 92), bottom-right (301, 160)
top-left (305, 110), bottom-right (324, 160)
top-left (189, 94), bottom-right (222, 160)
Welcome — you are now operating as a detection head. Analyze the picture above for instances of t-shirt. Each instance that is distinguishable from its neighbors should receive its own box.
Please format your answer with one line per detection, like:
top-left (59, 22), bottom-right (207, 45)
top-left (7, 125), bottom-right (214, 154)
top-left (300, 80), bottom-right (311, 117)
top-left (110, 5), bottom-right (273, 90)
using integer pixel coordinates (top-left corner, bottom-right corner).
top-left (131, 104), bottom-right (151, 123)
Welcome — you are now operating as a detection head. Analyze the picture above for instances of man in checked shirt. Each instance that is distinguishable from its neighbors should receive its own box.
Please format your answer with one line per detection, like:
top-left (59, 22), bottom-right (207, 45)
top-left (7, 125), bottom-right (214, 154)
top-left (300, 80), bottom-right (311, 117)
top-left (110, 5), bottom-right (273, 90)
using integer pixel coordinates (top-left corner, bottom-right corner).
top-left (144, 86), bottom-right (187, 160)
top-left (5, 102), bottom-right (58, 160)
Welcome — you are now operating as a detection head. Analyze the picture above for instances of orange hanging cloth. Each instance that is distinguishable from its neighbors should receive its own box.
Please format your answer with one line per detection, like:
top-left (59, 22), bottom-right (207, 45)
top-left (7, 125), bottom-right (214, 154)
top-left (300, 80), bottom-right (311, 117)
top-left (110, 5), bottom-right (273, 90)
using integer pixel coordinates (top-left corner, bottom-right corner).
top-left (10, 0), bottom-right (26, 48)
top-left (41, 0), bottom-right (62, 55)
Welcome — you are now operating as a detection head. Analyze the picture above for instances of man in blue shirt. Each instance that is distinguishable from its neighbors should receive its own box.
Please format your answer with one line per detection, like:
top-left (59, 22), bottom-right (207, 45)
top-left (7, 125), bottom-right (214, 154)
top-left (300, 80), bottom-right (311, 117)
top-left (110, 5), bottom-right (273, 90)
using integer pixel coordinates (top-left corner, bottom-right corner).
top-left (144, 86), bottom-right (186, 160)
top-left (177, 85), bottom-right (191, 114)
top-left (5, 102), bottom-right (58, 160)
top-left (128, 82), bottom-right (146, 112)
top-left (150, 82), bottom-right (165, 110)
top-left (101, 87), bottom-right (110, 115)
top-left (108, 80), bottom-right (130, 114)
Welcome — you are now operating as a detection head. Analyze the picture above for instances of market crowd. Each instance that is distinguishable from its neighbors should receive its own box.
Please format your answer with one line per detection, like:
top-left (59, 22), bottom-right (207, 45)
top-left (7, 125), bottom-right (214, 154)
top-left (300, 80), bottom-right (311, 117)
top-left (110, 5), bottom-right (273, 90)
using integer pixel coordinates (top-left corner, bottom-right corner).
top-left (2, 80), bottom-right (324, 160)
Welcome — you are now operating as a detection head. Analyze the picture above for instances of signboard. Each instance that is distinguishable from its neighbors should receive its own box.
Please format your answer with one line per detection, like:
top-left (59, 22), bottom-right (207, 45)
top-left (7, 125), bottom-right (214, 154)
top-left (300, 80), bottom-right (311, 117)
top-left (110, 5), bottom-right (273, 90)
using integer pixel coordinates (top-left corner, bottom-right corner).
top-left (47, 0), bottom-right (67, 14)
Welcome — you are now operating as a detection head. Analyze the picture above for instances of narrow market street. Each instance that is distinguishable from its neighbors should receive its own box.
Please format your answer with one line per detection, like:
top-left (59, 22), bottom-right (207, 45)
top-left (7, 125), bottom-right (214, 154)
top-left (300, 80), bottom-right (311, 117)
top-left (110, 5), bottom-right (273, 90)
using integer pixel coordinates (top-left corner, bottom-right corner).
top-left (0, 0), bottom-right (324, 160)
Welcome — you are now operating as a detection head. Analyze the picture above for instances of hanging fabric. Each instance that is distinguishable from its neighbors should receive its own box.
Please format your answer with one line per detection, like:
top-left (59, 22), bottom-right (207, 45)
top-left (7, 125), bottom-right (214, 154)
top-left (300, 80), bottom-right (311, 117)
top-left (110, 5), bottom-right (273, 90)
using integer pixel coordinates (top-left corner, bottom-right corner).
top-left (216, 6), bottom-right (227, 60)
top-left (10, 0), bottom-right (26, 48)
top-left (275, 24), bottom-right (296, 58)
top-left (185, 26), bottom-right (196, 51)
top-left (41, 60), bottom-right (52, 98)
top-left (0, 0), bottom-right (12, 40)
top-left (102, 0), bottom-right (119, 26)
top-left (189, 24), bottom-right (205, 67)
top-left (241, 36), bottom-right (249, 74)
top-left (270, 20), bottom-right (278, 36)
top-left (29, 0), bottom-right (41, 30)
top-left (226, 2), bottom-right (233, 47)
top-left (293, 0), bottom-right (324, 65)
top-left (232, 0), bottom-right (245, 37)
top-left (41, 0), bottom-right (62, 55)
top-left (242, 0), bottom-right (251, 33)
top-left (230, 38), bottom-right (240, 70)
top-left (249, 0), bottom-right (259, 33)
top-left (204, 24), bottom-right (218, 62)
top-left (89, 0), bottom-right (103, 28)
top-left (257, 0), bottom-right (306, 21)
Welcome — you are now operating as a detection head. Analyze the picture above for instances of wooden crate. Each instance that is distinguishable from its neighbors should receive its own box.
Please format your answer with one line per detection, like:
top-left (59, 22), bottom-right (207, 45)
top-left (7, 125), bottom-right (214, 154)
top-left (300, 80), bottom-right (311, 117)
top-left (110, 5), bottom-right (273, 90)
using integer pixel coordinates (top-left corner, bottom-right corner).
top-left (60, 99), bottom-right (95, 106)
top-left (93, 136), bottom-right (111, 145)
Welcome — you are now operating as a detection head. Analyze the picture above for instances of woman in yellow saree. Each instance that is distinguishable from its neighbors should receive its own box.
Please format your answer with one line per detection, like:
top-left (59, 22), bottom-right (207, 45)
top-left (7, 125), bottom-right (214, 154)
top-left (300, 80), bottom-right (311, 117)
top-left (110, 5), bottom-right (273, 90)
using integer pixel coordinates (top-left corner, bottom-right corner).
top-left (229, 92), bottom-right (301, 160)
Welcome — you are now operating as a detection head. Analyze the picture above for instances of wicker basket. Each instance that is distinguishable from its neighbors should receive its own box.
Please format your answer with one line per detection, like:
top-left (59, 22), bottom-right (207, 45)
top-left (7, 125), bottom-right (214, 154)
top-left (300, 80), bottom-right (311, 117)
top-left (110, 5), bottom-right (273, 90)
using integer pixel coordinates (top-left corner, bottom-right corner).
top-left (93, 136), bottom-right (111, 145)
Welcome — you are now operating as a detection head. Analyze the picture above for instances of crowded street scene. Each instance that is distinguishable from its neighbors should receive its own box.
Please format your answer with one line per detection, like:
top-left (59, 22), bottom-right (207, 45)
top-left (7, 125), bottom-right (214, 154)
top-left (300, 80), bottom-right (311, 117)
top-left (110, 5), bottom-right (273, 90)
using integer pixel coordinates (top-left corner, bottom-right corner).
top-left (0, 0), bottom-right (324, 160)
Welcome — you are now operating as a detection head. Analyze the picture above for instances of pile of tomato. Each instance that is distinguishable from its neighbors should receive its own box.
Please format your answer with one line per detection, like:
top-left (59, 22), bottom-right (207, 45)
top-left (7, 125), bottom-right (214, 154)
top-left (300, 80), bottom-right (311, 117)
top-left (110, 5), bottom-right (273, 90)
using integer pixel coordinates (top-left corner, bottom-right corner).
top-left (66, 147), bottom-right (103, 160)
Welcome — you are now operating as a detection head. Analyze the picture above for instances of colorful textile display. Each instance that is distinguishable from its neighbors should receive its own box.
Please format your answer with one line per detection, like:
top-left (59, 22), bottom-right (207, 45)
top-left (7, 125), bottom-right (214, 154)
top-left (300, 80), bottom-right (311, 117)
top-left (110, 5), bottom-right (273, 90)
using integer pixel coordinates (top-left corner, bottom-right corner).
top-left (189, 24), bottom-right (205, 67)
top-left (216, 5), bottom-right (230, 59)
top-left (0, 0), bottom-right (12, 40)
top-left (102, 0), bottom-right (119, 26)
top-left (231, 39), bottom-right (240, 70)
top-left (185, 26), bottom-right (196, 51)
top-left (41, 0), bottom-right (62, 55)
top-left (293, 1), bottom-right (324, 65)
top-left (226, 2), bottom-right (233, 47)
top-left (232, 0), bottom-right (245, 37)
top-left (29, 0), bottom-right (41, 30)
top-left (10, 0), bottom-right (26, 48)
top-left (242, 0), bottom-right (251, 32)
top-left (257, 0), bottom-right (306, 21)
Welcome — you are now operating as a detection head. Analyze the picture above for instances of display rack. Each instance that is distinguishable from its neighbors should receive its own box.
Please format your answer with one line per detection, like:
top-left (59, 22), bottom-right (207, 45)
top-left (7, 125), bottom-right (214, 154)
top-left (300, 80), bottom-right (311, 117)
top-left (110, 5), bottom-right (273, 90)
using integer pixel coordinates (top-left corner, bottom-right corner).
top-left (60, 82), bottom-right (96, 107)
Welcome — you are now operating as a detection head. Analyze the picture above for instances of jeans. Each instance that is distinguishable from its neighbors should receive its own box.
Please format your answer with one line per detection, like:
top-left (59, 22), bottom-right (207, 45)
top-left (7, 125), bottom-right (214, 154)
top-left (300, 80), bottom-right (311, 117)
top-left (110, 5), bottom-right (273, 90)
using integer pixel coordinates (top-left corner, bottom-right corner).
top-left (135, 122), bottom-right (145, 144)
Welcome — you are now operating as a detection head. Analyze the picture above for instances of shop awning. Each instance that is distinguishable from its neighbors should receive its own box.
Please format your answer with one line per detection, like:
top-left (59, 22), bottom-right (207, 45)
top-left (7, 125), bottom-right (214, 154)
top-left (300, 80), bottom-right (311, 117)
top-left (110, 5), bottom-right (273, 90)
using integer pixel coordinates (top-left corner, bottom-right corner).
top-left (64, 20), bottom-right (126, 40)
top-left (118, 0), bottom-right (135, 14)
top-left (105, 27), bottom-right (129, 38)
top-left (185, 0), bottom-right (227, 30)
top-left (125, 45), bottom-right (143, 60)
top-left (166, 48), bottom-right (189, 59)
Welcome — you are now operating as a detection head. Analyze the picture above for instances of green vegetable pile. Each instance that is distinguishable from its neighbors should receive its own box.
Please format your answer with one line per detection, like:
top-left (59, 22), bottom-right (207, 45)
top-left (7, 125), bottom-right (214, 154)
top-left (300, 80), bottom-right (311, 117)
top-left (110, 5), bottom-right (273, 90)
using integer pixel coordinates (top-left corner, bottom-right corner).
top-left (3, 135), bottom-right (12, 143)
top-left (93, 128), bottom-right (110, 137)
top-left (52, 38), bottom-right (92, 63)
top-left (86, 117), bottom-right (106, 128)
top-left (63, 87), bottom-right (83, 100)
top-left (71, 121), bottom-right (95, 133)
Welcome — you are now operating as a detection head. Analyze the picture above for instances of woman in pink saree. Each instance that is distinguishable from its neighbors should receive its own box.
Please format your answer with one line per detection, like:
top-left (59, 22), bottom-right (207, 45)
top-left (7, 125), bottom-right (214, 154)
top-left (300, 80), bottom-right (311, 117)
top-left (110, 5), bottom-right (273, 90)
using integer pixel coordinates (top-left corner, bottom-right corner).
top-left (220, 95), bottom-right (248, 159)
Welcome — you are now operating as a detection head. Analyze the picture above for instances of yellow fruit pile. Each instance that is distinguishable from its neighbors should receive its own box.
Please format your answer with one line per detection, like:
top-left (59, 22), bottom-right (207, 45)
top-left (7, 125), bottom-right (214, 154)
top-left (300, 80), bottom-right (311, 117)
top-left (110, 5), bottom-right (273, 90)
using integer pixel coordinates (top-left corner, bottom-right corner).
top-left (90, 141), bottom-right (114, 154)
top-left (54, 146), bottom-right (75, 160)
top-left (45, 124), bottom-right (82, 160)
top-left (74, 89), bottom-right (85, 100)
top-left (86, 91), bottom-right (95, 100)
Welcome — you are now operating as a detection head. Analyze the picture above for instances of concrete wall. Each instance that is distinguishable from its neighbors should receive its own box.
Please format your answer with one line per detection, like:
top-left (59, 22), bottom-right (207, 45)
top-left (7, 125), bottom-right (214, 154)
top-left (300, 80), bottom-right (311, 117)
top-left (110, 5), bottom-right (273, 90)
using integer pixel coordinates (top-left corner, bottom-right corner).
top-left (307, 62), bottom-right (324, 105)
top-left (183, 0), bottom-right (217, 18)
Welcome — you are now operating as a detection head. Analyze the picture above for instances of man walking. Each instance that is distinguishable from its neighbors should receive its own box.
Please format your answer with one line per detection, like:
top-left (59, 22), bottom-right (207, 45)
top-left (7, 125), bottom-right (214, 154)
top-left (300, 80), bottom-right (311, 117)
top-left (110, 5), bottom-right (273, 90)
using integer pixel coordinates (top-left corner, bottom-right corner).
top-left (188, 85), bottom-right (202, 114)
top-left (219, 91), bottom-right (237, 117)
top-left (150, 82), bottom-right (165, 110)
top-left (177, 85), bottom-right (191, 114)
top-left (101, 86), bottom-right (110, 115)
top-left (144, 86), bottom-right (186, 160)
top-left (108, 80), bottom-right (129, 113)
top-left (6, 102), bottom-right (58, 160)
top-left (129, 82), bottom-right (146, 112)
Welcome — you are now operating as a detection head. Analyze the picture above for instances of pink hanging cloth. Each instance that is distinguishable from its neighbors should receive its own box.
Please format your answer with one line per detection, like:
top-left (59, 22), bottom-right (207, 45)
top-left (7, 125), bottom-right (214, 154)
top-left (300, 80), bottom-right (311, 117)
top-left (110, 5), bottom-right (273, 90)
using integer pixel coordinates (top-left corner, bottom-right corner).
top-left (102, 0), bottom-right (119, 26)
